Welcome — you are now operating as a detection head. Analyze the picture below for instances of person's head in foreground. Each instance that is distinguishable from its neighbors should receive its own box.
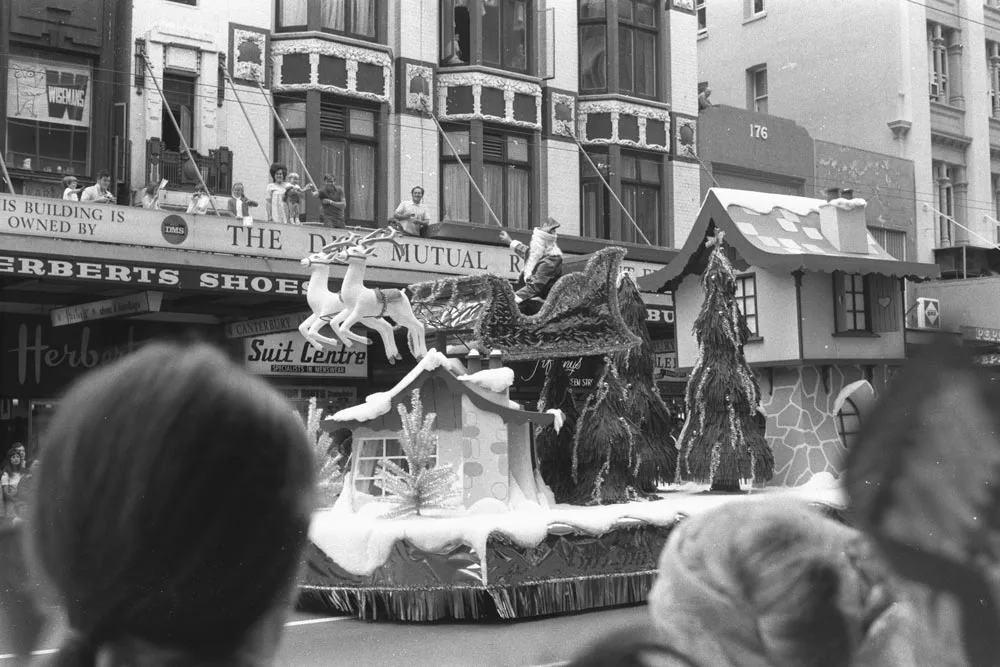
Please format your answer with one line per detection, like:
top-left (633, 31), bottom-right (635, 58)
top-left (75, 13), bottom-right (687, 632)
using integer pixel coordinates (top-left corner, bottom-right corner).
top-left (647, 496), bottom-right (918, 667)
top-left (27, 342), bottom-right (315, 667)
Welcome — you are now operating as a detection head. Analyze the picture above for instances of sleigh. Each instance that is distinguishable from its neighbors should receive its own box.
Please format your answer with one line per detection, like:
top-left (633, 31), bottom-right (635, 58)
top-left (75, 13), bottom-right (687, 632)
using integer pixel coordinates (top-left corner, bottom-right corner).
top-left (408, 247), bottom-right (641, 362)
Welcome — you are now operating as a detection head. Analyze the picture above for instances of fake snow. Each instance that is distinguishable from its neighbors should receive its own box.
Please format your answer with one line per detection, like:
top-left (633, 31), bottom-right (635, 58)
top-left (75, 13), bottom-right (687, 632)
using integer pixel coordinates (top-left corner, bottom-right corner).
top-left (330, 348), bottom-right (467, 423)
top-left (711, 188), bottom-right (867, 217)
top-left (457, 367), bottom-right (515, 394)
top-left (832, 380), bottom-right (875, 417)
top-left (546, 409), bottom-right (566, 433)
top-left (308, 481), bottom-right (845, 584)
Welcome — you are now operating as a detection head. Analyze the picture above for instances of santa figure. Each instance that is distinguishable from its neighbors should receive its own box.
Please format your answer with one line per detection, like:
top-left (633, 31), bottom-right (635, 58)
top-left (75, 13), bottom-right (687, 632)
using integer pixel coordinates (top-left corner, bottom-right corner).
top-left (499, 218), bottom-right (563, 315)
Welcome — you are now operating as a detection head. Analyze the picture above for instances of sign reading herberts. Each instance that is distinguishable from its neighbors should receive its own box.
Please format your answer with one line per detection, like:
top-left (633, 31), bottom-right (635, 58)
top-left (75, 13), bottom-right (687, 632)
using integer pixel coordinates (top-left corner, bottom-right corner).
top-left (0, 193), bottom-right (669, 281)
top-left (243, 331), bottom-right (367, 378)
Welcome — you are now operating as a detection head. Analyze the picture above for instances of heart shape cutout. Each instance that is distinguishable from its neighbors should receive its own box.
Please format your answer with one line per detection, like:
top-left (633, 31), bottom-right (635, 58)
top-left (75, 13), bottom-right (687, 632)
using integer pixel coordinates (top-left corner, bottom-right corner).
top-left (878, 297), bottom-right (891, 309)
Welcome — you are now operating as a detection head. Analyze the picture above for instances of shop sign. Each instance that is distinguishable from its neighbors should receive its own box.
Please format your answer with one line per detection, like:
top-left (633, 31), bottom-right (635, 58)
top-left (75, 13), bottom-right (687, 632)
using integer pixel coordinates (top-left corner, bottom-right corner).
top-left (645, 307), bottom-right (675, 324)
top-left (0, 193), bottom-right (669, 280)
top-left (225, 312), bottom-right (311, 339)
top-left (243, 331), bottom-right (367, 378)
top-left (975, 353), bottom-right (1000, 367)
top-left (7, 56), bottom-right (92, 129)
top-left (50, 291), bottom-right (163, 327)
top-left (962, 326), bottom-right (1000, 344)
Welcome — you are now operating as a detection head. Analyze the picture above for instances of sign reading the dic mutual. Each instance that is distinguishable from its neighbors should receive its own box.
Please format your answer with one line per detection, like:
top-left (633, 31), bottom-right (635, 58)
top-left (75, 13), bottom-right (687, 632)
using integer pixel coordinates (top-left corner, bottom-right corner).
top-left (243, 331), bottom-right (367, 378)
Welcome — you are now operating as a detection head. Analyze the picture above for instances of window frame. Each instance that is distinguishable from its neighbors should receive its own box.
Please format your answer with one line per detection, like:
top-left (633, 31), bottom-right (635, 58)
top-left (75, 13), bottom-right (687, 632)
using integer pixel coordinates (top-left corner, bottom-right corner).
top-left (617, 0), bottom-right (658, 99)
top-left (696, 0), bottom-right (707, 34)
top-left (868, 227), bottom-right (907, 261)
top-left (353, 436), bottom-right (439, 497)
top-left (619, 151), bottom-right (661, 244)
top-left (160, 72), bottom-right (197, 152)
top-left (580, 148), bottom-right (667, 246)
top-left (577, 0), bottom-right (661, 100)
top-left (934, 160), bottom-right (955, 246)
top-left (275, 0), bottom-right (380, 42)
top-left (927, 22), bottom-right (952, 104)
top-left (833, 271), bottom-right (871, 334)
top-left (747, 65), bottom-right (768, 114)
top-left (734, 273), bottom-right (759, 338)
top-left (836, 397), bottom-right (862, 449)
top-left (273, 96), bottom-right (380, 227)
top-left (441, 0), bottom-right (533, 74)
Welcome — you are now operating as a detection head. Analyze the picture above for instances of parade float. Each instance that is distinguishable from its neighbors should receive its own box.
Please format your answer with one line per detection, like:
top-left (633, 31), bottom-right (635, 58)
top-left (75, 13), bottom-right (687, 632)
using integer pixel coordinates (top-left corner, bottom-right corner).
top-left (295, 224), bottom-right (846, 621)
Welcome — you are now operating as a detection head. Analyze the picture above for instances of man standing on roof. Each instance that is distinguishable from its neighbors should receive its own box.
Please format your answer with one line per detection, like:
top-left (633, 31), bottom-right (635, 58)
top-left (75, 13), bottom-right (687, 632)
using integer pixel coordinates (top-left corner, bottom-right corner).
top-left (499, 218), bottom-right (563, 315)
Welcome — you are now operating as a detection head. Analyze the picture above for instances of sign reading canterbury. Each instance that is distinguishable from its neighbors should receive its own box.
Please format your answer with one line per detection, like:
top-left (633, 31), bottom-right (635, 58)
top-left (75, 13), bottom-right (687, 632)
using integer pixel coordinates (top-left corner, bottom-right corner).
top-left (0, 193), bottom-right (668, 281)
top-left (243, 331), bottom-right (367, 378)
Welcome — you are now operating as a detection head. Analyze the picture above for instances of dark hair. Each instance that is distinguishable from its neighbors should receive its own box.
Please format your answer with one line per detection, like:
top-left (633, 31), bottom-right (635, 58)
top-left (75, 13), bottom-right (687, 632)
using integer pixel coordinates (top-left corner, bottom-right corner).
top-left (62, 176), bottom-right (77, 188)
top-left (96, 170), bottom-right (110, 180)
top-left (29, 342), bottom-right (315, 666)
top-left (269, 163), bottom-right (287, 181)
top-left (411, 186), bottom-right (424, 196)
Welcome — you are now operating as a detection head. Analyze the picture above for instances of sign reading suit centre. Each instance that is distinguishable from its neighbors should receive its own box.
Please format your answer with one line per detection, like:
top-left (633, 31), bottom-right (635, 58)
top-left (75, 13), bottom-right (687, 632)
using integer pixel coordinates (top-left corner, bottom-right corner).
top-left (243, 331), bottom-right (367, 378)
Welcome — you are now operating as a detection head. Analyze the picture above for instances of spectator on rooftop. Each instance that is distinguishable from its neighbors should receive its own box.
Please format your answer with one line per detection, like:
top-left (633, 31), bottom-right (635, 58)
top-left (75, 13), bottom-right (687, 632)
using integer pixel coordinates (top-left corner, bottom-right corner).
top-left (266, 163), bottom-right (290, 224)
top-left (61, 177), bottom-right (82, 202)
top-left (80, 171), bottom-right (114, 204)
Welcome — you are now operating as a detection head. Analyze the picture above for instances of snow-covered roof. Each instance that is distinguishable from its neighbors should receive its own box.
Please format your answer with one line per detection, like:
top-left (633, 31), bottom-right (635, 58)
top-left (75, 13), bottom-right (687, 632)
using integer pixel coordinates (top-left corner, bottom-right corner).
top-left (638, 189), bottom-right (940, 292)
top-left (324, 349), bottom-right (553, 431)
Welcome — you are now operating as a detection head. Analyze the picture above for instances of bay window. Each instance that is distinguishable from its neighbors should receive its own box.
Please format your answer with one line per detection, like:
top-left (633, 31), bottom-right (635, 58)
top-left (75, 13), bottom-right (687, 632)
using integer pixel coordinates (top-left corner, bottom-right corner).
top-left (277, 0), bottom-right (378, 40)
top-left (581, 149), bottom-right (665, 245)
top-left (442, 0), bottom-right (531, 73)
top-left (441, 126), bottom-right (532, 230)
top-left (578, 0), bottom-right (658, 98)
top-left (275, 98), bottom-right (378, 225)
top-left (5, 54), bottom-right (92, 174)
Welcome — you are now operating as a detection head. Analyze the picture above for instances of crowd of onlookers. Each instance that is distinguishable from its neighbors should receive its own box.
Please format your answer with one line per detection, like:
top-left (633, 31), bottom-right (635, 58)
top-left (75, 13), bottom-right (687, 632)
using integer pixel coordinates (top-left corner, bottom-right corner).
top-left (1, 442), bottom-right (35, 529)
top-left (53, 161), bottom-right (432, 235)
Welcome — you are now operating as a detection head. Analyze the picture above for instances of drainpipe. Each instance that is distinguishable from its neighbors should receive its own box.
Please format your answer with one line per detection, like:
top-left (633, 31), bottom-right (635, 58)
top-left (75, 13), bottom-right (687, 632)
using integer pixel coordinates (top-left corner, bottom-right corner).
top-left (793, 270), bottom-right (805, 361)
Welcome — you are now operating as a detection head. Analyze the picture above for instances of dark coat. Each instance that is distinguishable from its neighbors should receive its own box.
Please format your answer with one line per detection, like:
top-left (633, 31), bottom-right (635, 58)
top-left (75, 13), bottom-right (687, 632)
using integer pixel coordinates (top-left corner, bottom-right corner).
top-left (511, 241), bottom-right (563, 301)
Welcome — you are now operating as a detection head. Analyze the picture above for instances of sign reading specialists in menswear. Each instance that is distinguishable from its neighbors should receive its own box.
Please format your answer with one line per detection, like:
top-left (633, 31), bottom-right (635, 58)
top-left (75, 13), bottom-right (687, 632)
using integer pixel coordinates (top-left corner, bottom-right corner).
top-left (243, 331), bottom-right (367, 378)
top-left (0, 193), bottom-right (667, 280)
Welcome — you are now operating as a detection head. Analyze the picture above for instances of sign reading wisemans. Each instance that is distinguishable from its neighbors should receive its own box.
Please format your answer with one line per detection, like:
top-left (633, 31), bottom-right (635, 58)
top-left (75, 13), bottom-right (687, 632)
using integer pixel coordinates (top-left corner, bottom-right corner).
top-left (0, 193), bottom-right (667, 280)
top-left (243, 331), bottom-right (367, 378)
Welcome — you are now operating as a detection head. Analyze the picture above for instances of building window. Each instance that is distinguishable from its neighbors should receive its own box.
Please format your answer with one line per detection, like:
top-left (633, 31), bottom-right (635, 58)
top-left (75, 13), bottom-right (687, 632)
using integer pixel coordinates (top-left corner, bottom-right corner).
top-left (747, 65), bottom-right (767, 113)
top-left (834, 271), bottom-right (869, 333)
top-left (5, 55), bottom-right (93, 175)
top-left (441, 127), bottom-right (531, 230)
top-left (618, 0), bottom-right (657, 97)
top-left (696, 0), bottom-right (706, 33)
top-left (442, 0), bottom-right (530, 73)
top-left (578, 1), bottom-right (608, 91)
top-left (277, 0), bottom-right (377, 39)
top-left (745, 0), bottom-right (764, 18)
top-left (836, 398), bottom-right (862, 449)
top-left (928, 23), bottom-right (956, 104)
top-left (353, 437), bottom-right (437, 496)
top-left (735, 273), bottom-right (758, 337)
top-left (161, 73), bottom-right (196, 152)
top-left (934, 160), bottom-right (955, 246)
top-left (993, 174), bottom-right (1000, 243)
top-left (581, 150), bottom-right (664, 245)
top-left (989, 41), bottom-right (1000, 118)
top-left (275, 99), bottom-right (378, 225)
top-left (868, 227), bottom-right (907, 261)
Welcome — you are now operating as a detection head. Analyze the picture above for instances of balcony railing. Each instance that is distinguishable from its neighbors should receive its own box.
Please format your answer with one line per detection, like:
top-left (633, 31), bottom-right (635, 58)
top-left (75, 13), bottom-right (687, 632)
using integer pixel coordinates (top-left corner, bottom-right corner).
top-left (145, 139), bottom-right (232, 194)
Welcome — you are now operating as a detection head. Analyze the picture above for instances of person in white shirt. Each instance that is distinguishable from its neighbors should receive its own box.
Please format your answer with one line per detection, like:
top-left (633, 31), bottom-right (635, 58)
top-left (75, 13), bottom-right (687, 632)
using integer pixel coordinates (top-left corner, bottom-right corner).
top-left (392, 186), bottom-right (430, 236)
top-left (80, 171), bottom-right (114, 204)
top-left (61, 176), bottom-right (82, 201)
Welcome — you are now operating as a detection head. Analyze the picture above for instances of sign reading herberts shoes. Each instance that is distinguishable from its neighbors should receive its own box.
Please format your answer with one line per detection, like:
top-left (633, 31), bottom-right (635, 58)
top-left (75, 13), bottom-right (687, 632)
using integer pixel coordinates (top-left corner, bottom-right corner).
top-left (7, 56), bottom-right (91, 128)
top-left (242, 331), bottom-right (367, 378)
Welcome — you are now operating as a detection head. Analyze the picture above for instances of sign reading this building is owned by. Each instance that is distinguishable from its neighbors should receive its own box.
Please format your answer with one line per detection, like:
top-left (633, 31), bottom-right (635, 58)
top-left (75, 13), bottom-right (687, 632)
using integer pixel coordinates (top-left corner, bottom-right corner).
top-left (243, 331), bottom-right (367, 378)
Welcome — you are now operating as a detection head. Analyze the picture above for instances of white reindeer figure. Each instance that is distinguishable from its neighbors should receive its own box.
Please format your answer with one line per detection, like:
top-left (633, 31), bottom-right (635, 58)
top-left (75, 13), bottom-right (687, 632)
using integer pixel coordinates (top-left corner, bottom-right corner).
top-left (324, 227), bottom-right (428, 360)
top-left (298, 231), bottom-right (406, 363)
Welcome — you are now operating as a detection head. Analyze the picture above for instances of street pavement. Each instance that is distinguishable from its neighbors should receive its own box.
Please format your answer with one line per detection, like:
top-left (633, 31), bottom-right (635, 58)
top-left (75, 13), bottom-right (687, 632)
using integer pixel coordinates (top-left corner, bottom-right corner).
top-left (1, 605), bottom-right (650, 667)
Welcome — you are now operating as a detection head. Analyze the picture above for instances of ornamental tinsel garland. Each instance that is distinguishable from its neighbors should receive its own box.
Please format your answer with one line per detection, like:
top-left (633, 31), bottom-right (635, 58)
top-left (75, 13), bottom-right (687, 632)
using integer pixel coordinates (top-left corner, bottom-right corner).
top-left (675, 232), bottom-right (773, 491)
top-left (614, 274), bottom-right (678, 490)
top-left (306, 397), bottom-right (344, 505)
top-left (535, 359), bottom-right (580, 503)
top-left (376, 389), bottom-right (460, 518)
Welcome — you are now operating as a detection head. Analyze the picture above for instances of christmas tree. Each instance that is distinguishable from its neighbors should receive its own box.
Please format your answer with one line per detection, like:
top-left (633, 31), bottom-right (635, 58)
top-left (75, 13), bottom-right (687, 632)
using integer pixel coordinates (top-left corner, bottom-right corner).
top-left (305, 397), bottom-right (345, 507)
top-left (615, 274), bottom-right (677, 491)
top-left (535, 360), bottom-right (580, 502)
top-left (676, 231), bottom-right (773, 491)
top-left (376, 389), bottom-right (460, 517)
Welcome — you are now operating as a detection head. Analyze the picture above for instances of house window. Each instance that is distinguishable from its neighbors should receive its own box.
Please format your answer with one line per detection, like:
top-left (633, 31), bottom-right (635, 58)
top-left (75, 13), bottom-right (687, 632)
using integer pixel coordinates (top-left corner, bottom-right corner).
top-left (868, 227), bottom-right (906, 261)
top-left (277, 0), bottom-right (377, 39)
top-left (581, 150), bottom-right (665, 245)
top-left (836, 398), bottom-right (862, 449)
top-left (696, 0), bottom-right (706, 33)
top-left (747, 65), bottom-right (767, 113)
top-left (834, 271), bottom-right (869, 333)
top-left (735, 273), bottom-right (758, 337)
top-left (441, 127), bottom-right (531, 229)
top-left (928, 23), bottom-right (956, 104)
top-left (161, 73), bottom-right (196, 152)
top-left (618, 0), bottom-right (657, 97)
top-left (578, 1), bottom-right (608, 91)
top-left (275, 99), bottom-right (378, 225)
top-left (745, 0), bottom-right (764, 18)
top-left (442, 0), bottom-right (530, 73)
top-left (5, 54), bottom-right (93, 175)
top-left (353, 437), bottom-right (437, 496)
top-left (934, 160), bottom-right (955, 246)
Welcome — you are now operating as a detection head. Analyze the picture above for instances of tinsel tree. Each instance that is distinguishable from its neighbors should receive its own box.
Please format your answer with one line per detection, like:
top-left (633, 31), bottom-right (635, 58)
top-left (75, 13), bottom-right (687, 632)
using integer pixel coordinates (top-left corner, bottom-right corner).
top-left (376, 388), bottom-right (460, 518)
top-left (614, 274), bottom-right (677, 490)
top-left (675, 231), bottom-right (773, 491)
top-left (535, 360), bottom-right (580, 502)
top-left (570, 357), bottom-right (645, 505)
top-left (305, 397), bottom-right (345, 506)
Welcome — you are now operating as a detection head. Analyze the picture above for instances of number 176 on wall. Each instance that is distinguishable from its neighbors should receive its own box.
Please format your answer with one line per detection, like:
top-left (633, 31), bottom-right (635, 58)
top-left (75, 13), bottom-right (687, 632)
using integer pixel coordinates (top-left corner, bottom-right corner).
top-left (750, 124), bottom-right (768, 140)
